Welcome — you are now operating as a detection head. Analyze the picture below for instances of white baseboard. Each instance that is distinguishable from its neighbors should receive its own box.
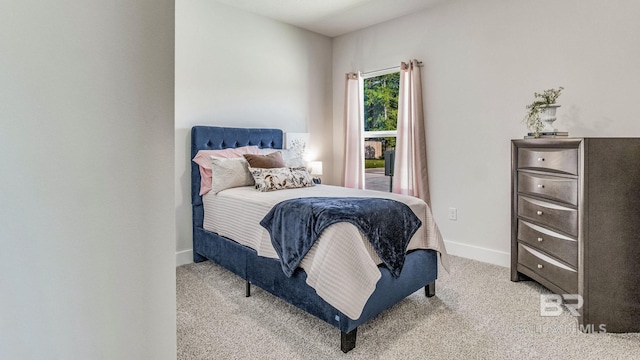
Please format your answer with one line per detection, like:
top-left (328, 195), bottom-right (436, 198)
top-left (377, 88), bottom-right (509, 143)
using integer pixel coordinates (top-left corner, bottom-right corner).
top-left (443, 240), bottom-right (510, 268)
top-left (176, 242), bottom-right (510, 268)
top-left (176, 249), bottom-right (193, 267)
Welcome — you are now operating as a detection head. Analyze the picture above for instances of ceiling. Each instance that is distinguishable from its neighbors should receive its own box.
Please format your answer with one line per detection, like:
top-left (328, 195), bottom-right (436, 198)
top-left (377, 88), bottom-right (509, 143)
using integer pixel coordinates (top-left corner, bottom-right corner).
top-left (214, 0), bottom-right (447, 37)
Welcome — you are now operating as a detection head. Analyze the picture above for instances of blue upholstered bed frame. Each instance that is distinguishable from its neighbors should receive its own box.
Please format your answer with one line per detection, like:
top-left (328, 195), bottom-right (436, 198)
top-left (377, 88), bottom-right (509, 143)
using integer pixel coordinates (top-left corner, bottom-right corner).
top-left (191, 126), bottom-right (438, 352)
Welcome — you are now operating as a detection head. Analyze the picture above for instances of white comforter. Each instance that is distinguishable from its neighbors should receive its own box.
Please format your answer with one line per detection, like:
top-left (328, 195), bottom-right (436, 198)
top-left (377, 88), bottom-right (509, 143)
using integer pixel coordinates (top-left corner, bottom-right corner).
top-left (202, 184), bottom-right (449, 320)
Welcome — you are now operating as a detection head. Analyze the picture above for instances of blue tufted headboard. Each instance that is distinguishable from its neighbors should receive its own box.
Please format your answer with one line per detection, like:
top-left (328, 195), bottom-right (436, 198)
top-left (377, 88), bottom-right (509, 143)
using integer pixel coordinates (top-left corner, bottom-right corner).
top-left (190, 126), bottom-right (283, 227)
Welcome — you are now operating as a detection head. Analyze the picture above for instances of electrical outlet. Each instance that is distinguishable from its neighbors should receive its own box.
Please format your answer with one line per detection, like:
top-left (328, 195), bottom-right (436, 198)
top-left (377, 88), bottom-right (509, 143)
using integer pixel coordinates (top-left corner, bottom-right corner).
top-left (448, 207), bottom-right (457, 221)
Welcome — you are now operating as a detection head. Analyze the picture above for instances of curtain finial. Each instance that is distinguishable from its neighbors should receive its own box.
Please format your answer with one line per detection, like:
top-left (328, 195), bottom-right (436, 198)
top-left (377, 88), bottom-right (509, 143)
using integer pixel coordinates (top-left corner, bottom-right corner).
top-left (401, 60), bottom-right (423, 71)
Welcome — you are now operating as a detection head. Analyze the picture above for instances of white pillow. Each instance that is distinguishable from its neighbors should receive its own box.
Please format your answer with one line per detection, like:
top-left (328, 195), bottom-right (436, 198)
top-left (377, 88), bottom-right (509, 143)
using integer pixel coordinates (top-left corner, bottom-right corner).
top-left (192, 146), bottom-right (261, 195)
top-left (209, 157), bottom-right (254, 194)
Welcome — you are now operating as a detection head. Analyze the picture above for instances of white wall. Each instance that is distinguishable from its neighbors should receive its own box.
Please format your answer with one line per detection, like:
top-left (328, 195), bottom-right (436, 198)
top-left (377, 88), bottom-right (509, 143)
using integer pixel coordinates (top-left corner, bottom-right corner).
top-left (0, 1), bottom-right (176, 359)
top-left (175, 0), bottom-right (333, 264)
top-left (332, 0), bottom-right (640, 266)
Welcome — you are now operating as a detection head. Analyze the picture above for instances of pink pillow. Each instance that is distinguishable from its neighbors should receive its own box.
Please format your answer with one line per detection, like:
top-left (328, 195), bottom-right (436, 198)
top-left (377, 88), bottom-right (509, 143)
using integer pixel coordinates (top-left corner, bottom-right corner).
top-left (193, 146), bottom-right (260, 195)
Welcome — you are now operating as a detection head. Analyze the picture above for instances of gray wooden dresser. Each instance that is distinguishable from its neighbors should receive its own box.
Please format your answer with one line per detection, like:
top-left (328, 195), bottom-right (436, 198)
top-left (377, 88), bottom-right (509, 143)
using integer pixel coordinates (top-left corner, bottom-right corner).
top-left (511, 137), bottom-right (640, 332)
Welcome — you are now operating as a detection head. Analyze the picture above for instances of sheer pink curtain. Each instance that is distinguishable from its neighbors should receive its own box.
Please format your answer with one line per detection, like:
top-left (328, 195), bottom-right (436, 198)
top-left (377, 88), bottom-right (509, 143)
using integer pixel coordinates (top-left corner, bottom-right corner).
top-left (343, 72), bottom-right (364, 188)
top-left (393, 60), bottom-right (431, 205)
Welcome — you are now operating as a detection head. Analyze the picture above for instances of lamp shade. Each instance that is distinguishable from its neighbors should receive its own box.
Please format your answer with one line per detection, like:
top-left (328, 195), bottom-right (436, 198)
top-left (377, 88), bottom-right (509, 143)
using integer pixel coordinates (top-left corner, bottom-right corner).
top-left (308, 161), bottom-right (323, 176)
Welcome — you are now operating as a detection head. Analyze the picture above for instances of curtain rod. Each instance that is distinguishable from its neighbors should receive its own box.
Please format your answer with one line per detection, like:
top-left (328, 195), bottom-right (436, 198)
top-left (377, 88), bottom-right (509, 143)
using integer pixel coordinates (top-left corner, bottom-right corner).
top-left (360, 65), bottom-right (400, 76)
top-left (360, 61), bottom-right (423, 76)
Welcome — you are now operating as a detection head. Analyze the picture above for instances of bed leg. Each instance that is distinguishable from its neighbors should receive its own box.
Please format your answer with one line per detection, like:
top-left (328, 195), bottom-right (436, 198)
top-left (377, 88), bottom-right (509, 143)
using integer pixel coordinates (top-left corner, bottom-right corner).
top-left (245, 281), bottom-right (251, 297)
top-left (193, 251), bottom-right (207, 263)
top-left (425, 281), bottom-right (436, 297)
top-left (340, 329), bottom-right (357, 353)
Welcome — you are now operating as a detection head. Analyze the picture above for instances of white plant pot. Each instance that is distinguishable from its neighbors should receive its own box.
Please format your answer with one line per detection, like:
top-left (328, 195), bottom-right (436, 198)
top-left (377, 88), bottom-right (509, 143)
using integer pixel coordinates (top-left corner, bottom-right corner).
top-left (540, 104), bottom-right (561, 132)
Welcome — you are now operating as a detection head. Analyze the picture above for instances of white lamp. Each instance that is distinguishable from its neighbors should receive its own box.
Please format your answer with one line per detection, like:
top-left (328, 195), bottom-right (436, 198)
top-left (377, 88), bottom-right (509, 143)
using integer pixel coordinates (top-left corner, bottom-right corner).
top-left (309, 161), bottom-right (323, 176)
top-left (308, 161), bottom-right (323, 184)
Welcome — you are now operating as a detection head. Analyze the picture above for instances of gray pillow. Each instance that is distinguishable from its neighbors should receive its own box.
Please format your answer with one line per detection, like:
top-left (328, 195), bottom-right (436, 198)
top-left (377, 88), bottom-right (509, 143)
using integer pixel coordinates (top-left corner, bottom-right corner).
top-left (242, 152), bottom-right (286, 168)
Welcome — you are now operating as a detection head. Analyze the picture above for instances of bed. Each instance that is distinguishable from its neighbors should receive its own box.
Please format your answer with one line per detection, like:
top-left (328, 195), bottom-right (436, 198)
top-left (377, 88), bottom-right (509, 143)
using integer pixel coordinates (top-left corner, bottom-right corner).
top-left (191, 126), bottom-right (448, 352)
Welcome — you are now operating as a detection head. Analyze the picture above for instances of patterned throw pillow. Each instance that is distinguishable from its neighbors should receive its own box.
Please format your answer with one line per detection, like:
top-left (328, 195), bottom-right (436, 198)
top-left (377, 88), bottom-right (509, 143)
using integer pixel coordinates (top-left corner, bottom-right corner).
top-left (249, 167), bottom-right (315, 192)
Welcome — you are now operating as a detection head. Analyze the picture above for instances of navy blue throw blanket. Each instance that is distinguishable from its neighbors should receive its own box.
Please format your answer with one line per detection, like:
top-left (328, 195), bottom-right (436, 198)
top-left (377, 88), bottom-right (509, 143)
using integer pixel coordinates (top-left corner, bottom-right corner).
top-left (260, 197), bottom-right (422, 278)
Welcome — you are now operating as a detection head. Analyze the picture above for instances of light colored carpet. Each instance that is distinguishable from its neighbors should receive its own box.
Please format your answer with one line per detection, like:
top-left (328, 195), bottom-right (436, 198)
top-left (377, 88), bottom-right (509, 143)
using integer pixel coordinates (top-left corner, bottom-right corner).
top-left (177, 256), bottom-right (640, 359)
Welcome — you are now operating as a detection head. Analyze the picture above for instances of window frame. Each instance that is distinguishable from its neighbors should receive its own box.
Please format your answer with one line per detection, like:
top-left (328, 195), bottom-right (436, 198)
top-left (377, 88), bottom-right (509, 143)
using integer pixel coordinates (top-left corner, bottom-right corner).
top-left (361, 69), bottom-right (400, 141)
top-left (361, 69), bottom-right (400, 191)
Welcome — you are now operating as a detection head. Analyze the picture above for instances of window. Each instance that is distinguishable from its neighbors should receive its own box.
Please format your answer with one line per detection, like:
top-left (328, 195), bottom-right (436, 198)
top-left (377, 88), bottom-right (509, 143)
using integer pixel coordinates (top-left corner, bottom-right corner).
top-left (363, 71), bottom-right (399, 192)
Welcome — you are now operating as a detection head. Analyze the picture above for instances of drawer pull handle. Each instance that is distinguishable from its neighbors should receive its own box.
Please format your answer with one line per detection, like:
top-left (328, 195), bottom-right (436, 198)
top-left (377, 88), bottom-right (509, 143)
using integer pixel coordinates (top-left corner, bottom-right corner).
top-left (537, 264), bottom-right (543, 269)
top-left (537, 184), bottom-right (545, 189)
top-left (537, 237), bottom-right (543, 242)
top-left (537, 157), bottom-right (545, 162)
top-left (536, 210), bottom-right (543, 216)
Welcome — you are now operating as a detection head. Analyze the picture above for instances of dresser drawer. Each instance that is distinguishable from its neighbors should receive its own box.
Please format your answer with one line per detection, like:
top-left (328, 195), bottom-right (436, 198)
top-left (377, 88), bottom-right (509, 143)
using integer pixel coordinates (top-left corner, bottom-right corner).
top-left (518, 196), bottom-right (578, 237)
top-left (518, 148), bottom-right (578, 175)
top-left (518, 244), bottom-right (578, 294)
top-left (518, 172), bottom-right (578, 205)
top-left (517, 220), bottom-right (577, 268)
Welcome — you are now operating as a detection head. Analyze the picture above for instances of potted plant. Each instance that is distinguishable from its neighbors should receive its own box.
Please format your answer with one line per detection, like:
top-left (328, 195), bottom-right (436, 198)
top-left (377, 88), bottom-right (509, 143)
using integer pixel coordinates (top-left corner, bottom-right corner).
top-left (523, 86), bottom-right (564, 137)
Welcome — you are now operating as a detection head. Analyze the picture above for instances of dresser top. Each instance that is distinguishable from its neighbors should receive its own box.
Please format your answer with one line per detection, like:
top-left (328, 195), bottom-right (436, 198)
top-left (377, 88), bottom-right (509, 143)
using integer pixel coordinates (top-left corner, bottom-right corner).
top-left (512, 137), bottom-right (640, 148)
